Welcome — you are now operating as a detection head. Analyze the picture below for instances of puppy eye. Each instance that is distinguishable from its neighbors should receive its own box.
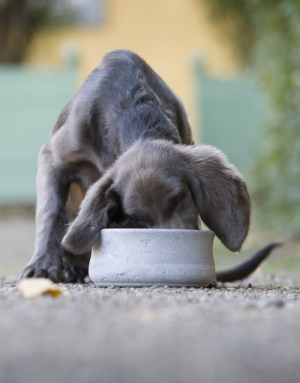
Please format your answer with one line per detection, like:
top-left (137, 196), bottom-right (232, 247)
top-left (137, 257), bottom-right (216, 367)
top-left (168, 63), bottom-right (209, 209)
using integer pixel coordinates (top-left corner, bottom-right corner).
top-left (107, 203), bottom-right (119, 219)
top-left (167, 193), bottom-right (186, 210)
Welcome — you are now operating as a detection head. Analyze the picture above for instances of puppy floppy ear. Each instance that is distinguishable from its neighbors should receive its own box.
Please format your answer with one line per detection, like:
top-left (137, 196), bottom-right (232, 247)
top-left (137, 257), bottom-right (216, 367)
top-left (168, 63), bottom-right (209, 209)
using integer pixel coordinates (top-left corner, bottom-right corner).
top-left (62, 172), bottom-right (119, 254)
top-left (177, 145), bottom-right (250, 252)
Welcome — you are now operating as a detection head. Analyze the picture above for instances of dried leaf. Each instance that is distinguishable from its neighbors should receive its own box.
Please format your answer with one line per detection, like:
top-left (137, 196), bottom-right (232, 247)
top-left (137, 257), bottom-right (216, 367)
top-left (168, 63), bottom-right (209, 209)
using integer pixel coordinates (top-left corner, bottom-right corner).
top-left (17, 278), bottom-right (62, 298)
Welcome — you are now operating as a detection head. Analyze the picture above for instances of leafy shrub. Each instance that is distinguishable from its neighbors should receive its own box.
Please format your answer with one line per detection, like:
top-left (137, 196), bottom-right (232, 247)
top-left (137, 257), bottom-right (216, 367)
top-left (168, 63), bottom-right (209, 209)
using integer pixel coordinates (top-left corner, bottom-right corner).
top-left (202, 0), bottom-right (300, 237)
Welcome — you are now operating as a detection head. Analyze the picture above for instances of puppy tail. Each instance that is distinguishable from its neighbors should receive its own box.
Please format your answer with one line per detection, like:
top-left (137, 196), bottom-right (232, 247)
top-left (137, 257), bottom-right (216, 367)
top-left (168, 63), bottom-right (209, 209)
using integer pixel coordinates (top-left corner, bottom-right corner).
top-left (216, 242), bottom-right (281, 283)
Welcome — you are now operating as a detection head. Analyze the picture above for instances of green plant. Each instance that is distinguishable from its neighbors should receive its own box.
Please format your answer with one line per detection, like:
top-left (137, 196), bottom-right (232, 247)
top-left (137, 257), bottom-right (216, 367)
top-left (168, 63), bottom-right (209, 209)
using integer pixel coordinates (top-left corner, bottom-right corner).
top-left (202, 0), bottom-right (300, 237)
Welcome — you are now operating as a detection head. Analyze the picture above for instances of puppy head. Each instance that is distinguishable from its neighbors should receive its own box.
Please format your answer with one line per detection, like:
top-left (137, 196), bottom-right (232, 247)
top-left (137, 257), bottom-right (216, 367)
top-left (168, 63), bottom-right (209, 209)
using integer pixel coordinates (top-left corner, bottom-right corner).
top-left (62, 140), bottom-right (250, 254)
top-left (62, 141), bottom-right (199, 254)
top-left (116, 169), bottom-right (200, 231)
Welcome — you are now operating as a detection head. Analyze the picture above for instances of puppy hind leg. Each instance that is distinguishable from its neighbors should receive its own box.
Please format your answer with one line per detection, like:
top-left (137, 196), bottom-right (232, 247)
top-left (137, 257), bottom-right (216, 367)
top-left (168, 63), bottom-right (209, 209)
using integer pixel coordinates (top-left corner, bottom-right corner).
top-left (65, 182), bottom-right (85, 222)
top-left (63, 182), bottom-right (91, 283)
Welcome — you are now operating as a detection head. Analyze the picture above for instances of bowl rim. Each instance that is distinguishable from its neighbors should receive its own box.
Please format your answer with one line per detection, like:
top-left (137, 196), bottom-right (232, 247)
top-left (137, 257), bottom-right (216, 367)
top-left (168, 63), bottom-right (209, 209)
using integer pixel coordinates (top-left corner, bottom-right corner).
top-left (101, 228), bottom-right (215, 235)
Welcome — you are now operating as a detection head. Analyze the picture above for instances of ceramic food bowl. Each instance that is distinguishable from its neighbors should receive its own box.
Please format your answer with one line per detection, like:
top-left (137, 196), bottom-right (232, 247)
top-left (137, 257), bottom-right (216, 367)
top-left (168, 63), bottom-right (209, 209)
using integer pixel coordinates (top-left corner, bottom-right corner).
top-left (89, 229), bottom-right (216, 287)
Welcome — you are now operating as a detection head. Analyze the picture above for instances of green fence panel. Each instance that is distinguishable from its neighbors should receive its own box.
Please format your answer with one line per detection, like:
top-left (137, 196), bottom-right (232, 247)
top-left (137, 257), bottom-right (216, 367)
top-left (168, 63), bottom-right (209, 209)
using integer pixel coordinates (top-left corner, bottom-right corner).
top-left (195, 60), bottom-right (265, 182)
top-left (0, 59), bottom-right (78, 204)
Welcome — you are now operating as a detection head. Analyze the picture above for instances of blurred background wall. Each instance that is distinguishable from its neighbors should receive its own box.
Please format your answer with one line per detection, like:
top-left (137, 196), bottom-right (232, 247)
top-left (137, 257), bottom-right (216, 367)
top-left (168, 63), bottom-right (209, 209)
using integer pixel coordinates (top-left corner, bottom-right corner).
top-left (1, 0), bottom-right (244, 205)
top-left (25, 0), bottom-right (238, 131)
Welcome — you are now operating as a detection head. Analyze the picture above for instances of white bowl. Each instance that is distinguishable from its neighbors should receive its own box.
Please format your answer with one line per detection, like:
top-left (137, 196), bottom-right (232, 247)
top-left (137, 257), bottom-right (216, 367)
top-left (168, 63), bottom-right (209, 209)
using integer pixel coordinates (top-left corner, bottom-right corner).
top-left (89, 229), bottom-right (216, 287)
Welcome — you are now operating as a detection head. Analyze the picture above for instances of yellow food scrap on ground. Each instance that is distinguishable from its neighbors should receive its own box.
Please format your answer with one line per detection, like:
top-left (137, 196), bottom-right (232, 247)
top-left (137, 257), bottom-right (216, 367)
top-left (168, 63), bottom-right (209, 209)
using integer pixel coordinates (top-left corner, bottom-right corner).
top-left (17, 278), bottom-right (62, 298)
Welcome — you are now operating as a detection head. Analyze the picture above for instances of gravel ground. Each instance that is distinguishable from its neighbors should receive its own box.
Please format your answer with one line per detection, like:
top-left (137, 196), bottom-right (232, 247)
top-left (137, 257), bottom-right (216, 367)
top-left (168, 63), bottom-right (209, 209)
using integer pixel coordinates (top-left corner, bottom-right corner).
top-left (1, 276), bottom-right (300, 383)
top-left (1, 215), bottom-right (300, 383)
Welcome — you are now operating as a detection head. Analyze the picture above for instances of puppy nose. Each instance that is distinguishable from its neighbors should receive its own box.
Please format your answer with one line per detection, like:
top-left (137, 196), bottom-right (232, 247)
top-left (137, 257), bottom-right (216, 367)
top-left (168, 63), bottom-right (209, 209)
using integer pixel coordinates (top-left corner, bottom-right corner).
top-left (155, 222), bottom-right (174, 229)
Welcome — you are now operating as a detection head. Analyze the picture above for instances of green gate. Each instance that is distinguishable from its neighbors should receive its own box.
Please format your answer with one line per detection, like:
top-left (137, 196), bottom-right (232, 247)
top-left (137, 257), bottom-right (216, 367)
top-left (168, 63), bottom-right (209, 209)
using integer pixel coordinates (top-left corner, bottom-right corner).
top-left (0, 56), bottom-right (78, 204)
top-left (194, 60), bottom-right (265, 182)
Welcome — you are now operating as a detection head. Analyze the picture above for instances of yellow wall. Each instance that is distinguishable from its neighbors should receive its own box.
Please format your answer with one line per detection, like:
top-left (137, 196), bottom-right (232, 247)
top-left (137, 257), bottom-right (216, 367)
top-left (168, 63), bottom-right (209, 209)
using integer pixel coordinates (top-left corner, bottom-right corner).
top-left (26, 0), bottom-right (237, 143)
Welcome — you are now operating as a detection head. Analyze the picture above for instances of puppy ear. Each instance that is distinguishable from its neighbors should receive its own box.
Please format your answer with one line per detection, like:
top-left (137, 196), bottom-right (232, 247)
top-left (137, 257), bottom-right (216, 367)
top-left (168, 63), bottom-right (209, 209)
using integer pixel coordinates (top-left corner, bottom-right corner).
top-left (177, 145), bottom-right (251, 252)
top-left (62, 172), bottom-right (119, 254)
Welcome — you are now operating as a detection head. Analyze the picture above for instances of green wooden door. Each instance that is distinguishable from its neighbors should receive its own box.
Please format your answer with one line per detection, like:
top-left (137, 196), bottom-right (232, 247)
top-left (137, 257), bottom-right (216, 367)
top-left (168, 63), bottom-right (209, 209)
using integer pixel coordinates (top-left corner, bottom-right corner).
top-left (195, 60), bottom-right (265, 182)
top-left (0, 61), bottom-right (77, 204)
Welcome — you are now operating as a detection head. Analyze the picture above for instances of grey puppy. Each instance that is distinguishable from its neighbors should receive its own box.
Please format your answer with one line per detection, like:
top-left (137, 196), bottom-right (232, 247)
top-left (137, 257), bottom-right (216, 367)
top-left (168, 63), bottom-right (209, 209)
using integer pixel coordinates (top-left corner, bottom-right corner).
top-left (19, 50), bottom-right (278, 283)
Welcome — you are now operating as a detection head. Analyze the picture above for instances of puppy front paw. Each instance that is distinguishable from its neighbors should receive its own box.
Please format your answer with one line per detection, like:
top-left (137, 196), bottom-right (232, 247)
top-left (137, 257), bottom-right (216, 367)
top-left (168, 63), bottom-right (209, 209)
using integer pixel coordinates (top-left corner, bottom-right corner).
top-left (19, 265), bottom-right (63, 283)
top-left (63, 260), bottom-right (88, 283)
